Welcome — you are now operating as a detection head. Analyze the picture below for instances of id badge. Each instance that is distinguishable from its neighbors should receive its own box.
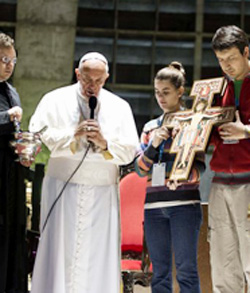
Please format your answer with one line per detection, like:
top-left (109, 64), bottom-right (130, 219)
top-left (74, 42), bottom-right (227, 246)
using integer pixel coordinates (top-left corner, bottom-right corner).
top-left (223, 139), bottom-right (239, 144)
top-left (152, 163), bottom-right (166, 187)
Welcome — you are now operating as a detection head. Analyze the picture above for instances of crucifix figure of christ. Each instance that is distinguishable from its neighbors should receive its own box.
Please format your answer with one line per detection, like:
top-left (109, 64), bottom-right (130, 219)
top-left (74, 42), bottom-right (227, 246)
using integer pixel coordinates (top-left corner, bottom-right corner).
top-left (162, 77), bottom-right (235, 181)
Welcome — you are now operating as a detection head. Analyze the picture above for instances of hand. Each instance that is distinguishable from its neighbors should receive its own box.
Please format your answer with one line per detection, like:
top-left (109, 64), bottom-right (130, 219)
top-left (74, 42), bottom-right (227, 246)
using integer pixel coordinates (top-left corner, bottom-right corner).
top-left (172, 125), bottom-right (181, 138)
top-left (74, 120), bottom-right (90, 138)
top-left (74, 119), bottom-right (107, 150)
top-left (8, 106), bottom-right (22, 122)
top-left (218, 110), bottom-right (246, 140)
top-left (166, 179), bottom-right (181, 190)
top-left (152, 125), bottom-right (170, 148)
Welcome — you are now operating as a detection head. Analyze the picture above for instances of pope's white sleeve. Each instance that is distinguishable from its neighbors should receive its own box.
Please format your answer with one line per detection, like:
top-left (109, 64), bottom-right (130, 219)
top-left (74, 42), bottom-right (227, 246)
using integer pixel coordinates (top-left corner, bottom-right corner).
top-left (29, 95), bottom-right (77, 157)
top-left (106, 103), bottom-right (139, 165)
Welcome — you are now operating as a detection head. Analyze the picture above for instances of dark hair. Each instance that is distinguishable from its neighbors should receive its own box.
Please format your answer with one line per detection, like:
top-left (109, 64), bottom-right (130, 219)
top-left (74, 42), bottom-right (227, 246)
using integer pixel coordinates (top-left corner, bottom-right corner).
top-left (212, 25), bottom-right (249, 55)
top-left (193, 99), bottom-right (208, 113)
top-left (155, 61), bottom-right (186, 89)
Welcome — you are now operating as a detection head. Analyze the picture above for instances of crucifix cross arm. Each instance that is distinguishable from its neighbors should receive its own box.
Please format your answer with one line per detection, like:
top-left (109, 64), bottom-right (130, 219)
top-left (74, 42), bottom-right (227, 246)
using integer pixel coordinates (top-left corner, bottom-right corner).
top-left (162, 77), bottom-right (235, 181)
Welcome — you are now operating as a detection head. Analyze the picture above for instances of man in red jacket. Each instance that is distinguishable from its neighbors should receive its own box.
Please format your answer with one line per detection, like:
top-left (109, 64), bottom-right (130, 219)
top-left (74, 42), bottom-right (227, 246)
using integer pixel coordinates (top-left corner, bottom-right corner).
top-left (209, 25), bottom-right (250, 293)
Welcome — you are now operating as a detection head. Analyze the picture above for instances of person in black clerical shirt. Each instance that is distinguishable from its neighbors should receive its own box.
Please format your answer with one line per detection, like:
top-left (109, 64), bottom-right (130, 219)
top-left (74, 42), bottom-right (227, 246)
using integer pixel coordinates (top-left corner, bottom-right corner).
top-left (0, 33), bottom-right (25, 293)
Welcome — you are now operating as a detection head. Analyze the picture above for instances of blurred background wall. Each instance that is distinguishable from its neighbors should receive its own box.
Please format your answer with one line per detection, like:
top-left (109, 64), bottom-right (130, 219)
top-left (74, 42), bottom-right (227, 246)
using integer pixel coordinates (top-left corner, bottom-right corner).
top-left (0, 0), bottom-right (249, 200)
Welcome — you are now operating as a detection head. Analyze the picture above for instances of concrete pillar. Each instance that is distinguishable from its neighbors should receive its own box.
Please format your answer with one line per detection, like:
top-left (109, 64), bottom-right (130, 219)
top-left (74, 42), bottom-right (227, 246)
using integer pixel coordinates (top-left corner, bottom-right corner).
top-left (194, 0), bottom-right (204, 81)
top-left (13, 0), bottom-right (78, 129)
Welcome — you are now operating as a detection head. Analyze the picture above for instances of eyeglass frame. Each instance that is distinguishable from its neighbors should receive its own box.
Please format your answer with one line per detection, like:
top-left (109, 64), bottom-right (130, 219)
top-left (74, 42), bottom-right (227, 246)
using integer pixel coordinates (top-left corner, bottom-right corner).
top-left (79, 73), bottom-right (107, 86)
top-left (0, 56), bottom-right (17, 65)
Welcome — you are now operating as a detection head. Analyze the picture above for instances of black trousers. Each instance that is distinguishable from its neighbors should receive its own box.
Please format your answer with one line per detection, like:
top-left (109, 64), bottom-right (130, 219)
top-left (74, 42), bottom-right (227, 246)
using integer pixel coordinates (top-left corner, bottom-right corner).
top-left (0, 149), bottom-right (27, 293)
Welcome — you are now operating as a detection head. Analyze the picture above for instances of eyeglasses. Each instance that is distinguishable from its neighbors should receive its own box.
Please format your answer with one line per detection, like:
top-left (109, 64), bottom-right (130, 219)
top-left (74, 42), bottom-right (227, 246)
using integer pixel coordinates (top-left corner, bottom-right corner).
top-left (80, 75), bottom-right (105, 86)
top-left (1, 56), bottom-right (17, 65)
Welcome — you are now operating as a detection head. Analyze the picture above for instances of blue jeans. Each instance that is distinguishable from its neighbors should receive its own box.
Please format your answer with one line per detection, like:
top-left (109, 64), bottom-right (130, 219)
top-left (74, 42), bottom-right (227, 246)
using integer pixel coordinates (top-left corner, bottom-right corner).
top-left (144, 204), bottom-right (202, 293)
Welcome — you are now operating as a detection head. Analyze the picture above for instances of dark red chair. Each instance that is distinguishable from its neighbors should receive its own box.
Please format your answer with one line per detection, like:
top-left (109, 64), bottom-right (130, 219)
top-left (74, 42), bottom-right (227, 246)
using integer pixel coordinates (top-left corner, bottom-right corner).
top-left (120, 172), bottom-right (152, 293)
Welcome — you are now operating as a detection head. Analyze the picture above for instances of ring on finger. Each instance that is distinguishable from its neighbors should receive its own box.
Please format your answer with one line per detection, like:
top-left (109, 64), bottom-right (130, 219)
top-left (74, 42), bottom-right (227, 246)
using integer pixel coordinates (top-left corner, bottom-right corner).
top-left (87, 126), bottom-right (91, 132)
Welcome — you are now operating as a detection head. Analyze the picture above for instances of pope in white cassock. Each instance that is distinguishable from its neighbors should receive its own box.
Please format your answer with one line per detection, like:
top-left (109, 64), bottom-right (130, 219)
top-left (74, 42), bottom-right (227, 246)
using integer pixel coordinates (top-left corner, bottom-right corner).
top-left (29, 52), bottom-right (139, 293)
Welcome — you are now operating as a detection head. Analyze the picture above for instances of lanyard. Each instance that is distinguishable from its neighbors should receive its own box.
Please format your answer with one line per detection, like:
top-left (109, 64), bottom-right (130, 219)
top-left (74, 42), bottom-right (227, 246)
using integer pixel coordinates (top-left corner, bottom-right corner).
top-left (158, 140), bottom-right (166, 163)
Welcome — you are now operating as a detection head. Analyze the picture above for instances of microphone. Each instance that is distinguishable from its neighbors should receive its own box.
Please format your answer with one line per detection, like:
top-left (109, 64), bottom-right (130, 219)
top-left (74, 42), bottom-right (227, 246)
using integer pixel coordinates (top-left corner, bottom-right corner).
top-left (89, 96), bottom-right (97, 119)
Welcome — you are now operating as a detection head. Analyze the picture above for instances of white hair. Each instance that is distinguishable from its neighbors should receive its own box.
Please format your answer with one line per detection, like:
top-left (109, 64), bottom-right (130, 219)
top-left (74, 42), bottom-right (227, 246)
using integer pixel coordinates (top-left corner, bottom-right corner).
top-left (78, 52), bottom-right (109, 73)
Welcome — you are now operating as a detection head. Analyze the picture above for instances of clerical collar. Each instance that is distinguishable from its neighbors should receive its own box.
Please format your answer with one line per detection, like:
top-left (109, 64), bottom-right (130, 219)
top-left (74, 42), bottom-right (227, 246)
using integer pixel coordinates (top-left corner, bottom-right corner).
top-left (0, 81), bottom-right (6, 90)
top-left (76, 83), bottom-right (88, 102)
top-left (76, 83), bottom-right (100, 120)
top-left (76, 81), bottom-right (100, 102)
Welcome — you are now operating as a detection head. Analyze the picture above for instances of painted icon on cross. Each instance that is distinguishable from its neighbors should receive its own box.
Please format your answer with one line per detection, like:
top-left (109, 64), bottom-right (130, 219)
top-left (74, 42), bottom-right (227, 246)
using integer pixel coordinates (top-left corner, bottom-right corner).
top-left (163, 77), bottom-right (235, 181)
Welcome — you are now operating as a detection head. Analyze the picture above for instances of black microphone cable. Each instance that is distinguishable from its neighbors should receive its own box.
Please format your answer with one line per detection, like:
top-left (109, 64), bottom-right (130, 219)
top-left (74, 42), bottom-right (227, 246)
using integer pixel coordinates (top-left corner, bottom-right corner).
top-left (41, 143), bottom-right (91, 234)
top-left (41, 95), bottom-right (98, 234)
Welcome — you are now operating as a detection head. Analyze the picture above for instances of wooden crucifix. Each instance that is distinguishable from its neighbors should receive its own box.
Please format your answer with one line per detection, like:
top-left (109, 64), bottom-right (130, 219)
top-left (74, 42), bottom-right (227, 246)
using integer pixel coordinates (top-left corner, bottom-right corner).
top-left (162, 77), bottom-right (235, 181)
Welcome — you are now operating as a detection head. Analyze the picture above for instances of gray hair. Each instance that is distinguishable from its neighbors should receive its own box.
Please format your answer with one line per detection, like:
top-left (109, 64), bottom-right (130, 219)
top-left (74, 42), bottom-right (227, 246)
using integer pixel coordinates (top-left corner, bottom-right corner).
top-left (0, 33), bottom-right (14, 48)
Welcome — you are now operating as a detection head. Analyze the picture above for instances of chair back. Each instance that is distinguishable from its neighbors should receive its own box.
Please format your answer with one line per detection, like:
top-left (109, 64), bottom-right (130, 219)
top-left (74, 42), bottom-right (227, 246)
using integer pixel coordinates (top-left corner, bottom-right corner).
top-left (120, 172), bottom-right (147, 253)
